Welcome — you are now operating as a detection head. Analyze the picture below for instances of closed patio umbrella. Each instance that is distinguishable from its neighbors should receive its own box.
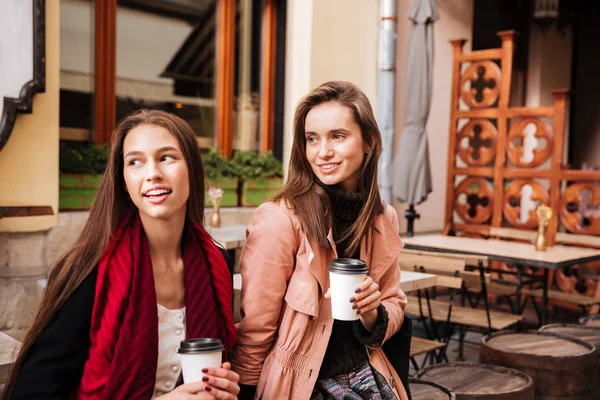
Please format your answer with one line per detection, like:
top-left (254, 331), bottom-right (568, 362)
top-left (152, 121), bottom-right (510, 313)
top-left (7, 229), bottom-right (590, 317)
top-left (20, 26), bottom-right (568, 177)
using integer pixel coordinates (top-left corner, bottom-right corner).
top-left (392, 0), bottom-right (438, 236)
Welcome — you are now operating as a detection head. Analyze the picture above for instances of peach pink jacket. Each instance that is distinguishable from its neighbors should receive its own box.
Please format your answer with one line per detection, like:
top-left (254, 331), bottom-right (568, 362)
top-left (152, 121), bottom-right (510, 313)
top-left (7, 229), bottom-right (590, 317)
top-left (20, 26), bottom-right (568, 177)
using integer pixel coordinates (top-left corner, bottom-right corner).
top-left (231, 201), bottom-right (409, 400)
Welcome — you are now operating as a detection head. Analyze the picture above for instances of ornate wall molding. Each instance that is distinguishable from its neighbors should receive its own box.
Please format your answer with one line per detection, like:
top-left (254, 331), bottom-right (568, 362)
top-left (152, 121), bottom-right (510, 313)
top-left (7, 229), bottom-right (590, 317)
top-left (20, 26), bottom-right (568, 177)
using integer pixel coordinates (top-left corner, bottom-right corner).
top-left (0, 0), bottom-right (46, 151)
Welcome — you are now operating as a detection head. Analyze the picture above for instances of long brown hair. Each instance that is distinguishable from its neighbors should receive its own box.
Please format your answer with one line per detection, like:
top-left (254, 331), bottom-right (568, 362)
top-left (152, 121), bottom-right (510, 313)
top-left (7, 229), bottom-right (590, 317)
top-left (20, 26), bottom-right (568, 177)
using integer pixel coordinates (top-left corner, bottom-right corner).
top-left (4, 110), bottom-right (206, 398)
top-left (273, 81), bottom-right (384, 255)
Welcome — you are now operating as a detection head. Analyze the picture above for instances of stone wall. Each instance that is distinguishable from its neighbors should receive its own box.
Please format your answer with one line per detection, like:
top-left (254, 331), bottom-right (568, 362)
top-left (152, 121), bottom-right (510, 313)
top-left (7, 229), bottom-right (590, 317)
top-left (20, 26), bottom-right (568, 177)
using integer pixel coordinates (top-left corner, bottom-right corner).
top-left (0, 207), bottom-right (255, 339)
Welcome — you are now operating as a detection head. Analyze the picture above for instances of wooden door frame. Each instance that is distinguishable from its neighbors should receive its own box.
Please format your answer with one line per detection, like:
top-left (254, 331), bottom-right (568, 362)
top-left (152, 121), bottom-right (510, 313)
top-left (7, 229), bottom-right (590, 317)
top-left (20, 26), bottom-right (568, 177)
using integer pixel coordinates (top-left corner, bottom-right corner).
top-left (216, 0), bottom-right (235, 157)
top-left (260, 0), bottom-right (277, 154)
top-left (94, 0), bottom-right (117, 145)
top-left (93, 0), bottom-right (279, 156)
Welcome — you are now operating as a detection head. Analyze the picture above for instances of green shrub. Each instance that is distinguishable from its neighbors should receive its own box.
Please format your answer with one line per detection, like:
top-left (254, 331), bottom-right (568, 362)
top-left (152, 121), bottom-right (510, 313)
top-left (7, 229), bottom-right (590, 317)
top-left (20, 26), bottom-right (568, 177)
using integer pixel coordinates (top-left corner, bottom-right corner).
top-left (203, 148), bottom-right (283, 182)
top-left (59, 143), bottom-right (110, 175)
top-left (229, 150), bottom-right (283, 181)
top-left (202, 148), bottom-right (283, 206)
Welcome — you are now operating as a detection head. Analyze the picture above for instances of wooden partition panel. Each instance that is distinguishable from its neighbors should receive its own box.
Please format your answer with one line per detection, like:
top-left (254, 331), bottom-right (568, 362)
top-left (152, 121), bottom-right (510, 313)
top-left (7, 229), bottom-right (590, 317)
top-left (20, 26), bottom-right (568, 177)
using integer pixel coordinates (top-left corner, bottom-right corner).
top-left (443, 31), bottom-right (600, 307)
top-left (444, 31), bottom-right (600, 244)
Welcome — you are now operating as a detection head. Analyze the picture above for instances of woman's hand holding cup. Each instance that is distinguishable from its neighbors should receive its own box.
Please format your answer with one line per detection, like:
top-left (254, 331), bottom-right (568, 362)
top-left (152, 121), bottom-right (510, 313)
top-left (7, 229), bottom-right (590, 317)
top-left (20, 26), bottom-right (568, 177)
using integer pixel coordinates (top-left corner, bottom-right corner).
top-left (350, 276), bottom-right (381, 331)
top-left (198, 362), bottom-right (240, 399)
top-left (156, 362), bottom-right (240, 399)
top-left (158, 362), bottom-right (240, 400)
top-left (324, 275), bottom-right (380, 331)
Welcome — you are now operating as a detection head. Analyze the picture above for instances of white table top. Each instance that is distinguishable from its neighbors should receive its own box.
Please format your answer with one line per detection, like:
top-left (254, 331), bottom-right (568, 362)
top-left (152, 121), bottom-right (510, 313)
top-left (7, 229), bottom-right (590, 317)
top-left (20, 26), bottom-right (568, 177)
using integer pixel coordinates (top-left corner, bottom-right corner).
top-left (1, 331), bottom-right (20, 383)
top-left (399, 271), bottom-right (437, 292)
top-left (233, 271), bottom-right (437, 292)
top-left (403, 234), bottom-right (600, 269)
top-left (205, 224), bottom-right (247, 250)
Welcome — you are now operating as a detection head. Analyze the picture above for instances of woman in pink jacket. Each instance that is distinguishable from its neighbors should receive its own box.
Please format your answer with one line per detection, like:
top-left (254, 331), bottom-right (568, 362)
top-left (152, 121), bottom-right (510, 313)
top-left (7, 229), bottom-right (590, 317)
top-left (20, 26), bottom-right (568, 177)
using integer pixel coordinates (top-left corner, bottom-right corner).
top-left (231, 81), bottom-right (409, 400)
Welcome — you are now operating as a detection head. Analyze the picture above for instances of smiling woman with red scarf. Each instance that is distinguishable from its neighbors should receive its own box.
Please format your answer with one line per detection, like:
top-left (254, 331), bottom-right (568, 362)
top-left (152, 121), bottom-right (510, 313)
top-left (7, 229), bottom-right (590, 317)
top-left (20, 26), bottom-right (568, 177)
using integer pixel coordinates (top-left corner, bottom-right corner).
top-left (4, 110), bottom-right (239, 400)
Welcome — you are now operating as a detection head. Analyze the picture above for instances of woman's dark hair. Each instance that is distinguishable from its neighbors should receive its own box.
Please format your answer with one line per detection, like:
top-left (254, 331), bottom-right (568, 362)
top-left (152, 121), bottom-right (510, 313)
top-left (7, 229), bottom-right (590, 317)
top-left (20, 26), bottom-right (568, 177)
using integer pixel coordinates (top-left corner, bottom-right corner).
top-left (273, 81), bottom-right (384, 254)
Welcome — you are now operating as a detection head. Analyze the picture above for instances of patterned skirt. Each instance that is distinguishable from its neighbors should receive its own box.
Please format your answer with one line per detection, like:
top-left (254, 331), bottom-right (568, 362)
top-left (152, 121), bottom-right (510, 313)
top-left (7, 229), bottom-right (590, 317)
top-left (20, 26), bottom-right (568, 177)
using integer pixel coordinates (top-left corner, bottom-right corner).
top-left (310, 362), bottom-right (398, 400)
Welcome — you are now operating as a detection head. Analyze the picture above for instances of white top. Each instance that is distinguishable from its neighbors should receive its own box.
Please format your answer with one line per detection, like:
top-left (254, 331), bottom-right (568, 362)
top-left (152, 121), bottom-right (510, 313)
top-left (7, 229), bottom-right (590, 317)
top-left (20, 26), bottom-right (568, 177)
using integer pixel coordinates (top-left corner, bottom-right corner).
top-left (152, 304), bottom-right (186, 399)
top-left (403, 234), bottom-right (600, 268)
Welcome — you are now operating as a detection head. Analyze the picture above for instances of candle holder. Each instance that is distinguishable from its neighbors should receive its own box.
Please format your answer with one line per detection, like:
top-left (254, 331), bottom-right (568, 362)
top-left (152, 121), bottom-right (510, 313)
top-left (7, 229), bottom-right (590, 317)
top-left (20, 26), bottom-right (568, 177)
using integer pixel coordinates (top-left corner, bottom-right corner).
top-left (535, 204), bottom-right (552, 251)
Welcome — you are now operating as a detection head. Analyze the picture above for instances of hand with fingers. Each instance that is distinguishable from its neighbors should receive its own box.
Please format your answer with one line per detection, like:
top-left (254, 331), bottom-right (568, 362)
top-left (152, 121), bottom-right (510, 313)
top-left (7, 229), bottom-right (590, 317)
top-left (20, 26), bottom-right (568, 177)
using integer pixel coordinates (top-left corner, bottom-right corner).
top-left (324, 276), bottom-right (381, 331)
top-left (157, 362), bottom-right (240, 400)
top-left (199, 362), bottom-right (240, 399)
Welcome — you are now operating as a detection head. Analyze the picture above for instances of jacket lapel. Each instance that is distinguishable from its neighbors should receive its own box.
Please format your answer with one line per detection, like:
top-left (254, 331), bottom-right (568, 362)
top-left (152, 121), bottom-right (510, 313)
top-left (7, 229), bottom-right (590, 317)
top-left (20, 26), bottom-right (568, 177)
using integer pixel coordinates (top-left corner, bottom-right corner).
top-left (361, 212), bottom-right (404, 282)
top-left (305, 212), bottom-right (403, 296)
top-left (305, 230), bottom-right (336, 297)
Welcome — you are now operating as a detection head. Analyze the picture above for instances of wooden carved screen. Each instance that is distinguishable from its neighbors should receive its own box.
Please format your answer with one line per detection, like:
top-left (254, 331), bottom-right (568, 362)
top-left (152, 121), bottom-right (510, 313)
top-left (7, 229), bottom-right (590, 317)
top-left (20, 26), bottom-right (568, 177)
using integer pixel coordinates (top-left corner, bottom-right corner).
top-left (444, 31), bottom-right (600, 248)
top-left (444, 31), bottom-right (600, 305)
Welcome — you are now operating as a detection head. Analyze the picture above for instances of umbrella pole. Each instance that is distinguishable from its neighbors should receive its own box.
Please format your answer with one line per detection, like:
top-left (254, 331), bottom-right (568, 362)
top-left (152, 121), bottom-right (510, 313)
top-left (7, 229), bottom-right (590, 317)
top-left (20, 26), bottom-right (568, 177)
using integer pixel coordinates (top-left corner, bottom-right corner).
top-left (405, 204), bottom-right (420, 237)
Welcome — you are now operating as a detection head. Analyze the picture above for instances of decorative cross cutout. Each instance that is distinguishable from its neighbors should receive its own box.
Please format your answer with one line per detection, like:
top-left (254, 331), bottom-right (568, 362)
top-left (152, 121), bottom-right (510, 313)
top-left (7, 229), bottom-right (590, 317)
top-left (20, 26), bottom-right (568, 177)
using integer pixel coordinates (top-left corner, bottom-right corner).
top-left (519, 184), bottom-right (536, 223)
top-left (566, 188), bottom-right (600, 228)
top-left (467, 192), bottom-right (490, 218)
top-left (470, 123), bottom-right (493, 161)
top-left (521, 123), bottom-right (539, 164)
top-left (471, 66), bottom-right (496, 103)
top-left (579, 188), bottom-right (600, 227)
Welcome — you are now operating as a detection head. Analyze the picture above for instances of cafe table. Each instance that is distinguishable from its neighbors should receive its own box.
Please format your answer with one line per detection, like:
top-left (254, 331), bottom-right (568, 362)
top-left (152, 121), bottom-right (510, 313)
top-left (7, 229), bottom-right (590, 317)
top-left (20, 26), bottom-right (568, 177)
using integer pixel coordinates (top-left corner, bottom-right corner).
top-left (233, 270), bottom-right (437, 292)
top-left (204, 224), bottom-right (247, 276)
top-left (402, 234), bottom-right (600, 325)
top-left (204, 224), bottom-right (247, 251)
top-left (0, 332), bottom-right (21, 385)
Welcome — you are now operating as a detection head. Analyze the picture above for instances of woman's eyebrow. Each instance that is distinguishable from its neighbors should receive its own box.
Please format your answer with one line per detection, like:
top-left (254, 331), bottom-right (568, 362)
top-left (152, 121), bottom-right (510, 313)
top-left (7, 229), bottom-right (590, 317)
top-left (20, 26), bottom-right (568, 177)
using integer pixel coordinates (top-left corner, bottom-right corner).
top-left (329, 128), bottom-right (350, 134)
top-left (125, 146), bottom-right (179, 158)
top-left (156, 146), bottom-right (179, 153)
top-left (124, 150), bottom-right (143, 157)
top-left (304, 128), bottom-right (350, 136)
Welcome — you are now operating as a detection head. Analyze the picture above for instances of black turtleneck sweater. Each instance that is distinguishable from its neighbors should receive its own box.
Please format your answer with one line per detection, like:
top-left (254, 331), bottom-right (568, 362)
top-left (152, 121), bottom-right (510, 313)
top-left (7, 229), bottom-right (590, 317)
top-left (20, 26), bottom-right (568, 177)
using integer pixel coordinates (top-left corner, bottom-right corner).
top-left (316, 180), bottom-right (389, 378)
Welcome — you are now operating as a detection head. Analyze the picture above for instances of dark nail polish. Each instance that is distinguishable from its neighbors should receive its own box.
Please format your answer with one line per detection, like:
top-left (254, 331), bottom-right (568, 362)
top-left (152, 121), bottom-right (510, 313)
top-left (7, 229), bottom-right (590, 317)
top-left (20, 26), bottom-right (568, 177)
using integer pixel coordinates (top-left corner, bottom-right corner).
top-left (356, 310), bottom-right (361, 315)
top-left (202, 368), bottom-right (209, 373)
top-left (202, 376), bottom-right (209, 382)
top-left (355, 288), bottom-right (361, 293)
top-left (205, 386), bottom-right (212, 392)
top-left (349, 297), bottom-right (356, 303)
top-left (352, 304), bottom-right (358, 309)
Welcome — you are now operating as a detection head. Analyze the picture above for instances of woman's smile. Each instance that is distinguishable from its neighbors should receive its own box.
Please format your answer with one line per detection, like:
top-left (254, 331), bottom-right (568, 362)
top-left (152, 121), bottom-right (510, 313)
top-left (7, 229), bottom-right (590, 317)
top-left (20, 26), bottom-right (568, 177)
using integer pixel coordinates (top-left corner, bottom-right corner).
top-left (143, 185), bottom-right (173, 204)
top-left (318, 162), bottom-right (342, 174)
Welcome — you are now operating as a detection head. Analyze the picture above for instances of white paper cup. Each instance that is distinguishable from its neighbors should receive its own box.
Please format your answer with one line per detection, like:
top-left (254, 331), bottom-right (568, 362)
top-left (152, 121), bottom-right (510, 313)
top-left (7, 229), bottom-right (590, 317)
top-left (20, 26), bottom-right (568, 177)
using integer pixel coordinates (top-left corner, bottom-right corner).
top-left (178, 338), bottom-right (223, 383)
top-left (328, 258), bottom-right (368, 321)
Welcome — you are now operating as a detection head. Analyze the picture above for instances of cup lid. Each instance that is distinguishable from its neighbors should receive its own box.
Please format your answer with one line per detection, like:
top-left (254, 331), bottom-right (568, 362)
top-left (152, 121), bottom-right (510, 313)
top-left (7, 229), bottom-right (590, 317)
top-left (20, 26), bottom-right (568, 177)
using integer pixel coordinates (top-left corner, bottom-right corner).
top-left (178, 338), bottom-right (224, 354)
top-left (328, 258), bottom-right (368, 275)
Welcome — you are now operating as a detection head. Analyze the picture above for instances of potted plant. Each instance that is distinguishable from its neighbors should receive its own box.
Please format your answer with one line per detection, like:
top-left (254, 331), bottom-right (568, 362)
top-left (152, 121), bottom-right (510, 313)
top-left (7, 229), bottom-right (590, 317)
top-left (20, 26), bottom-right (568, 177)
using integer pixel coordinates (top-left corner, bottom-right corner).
top-left (203, 148), bottom-right (283, 207)
top-left (203, 148), bottom-right (238, 207)
top-left (239, 150), bottom-right (284, 206)
top-left (59, 143), bottom-right (109, 210)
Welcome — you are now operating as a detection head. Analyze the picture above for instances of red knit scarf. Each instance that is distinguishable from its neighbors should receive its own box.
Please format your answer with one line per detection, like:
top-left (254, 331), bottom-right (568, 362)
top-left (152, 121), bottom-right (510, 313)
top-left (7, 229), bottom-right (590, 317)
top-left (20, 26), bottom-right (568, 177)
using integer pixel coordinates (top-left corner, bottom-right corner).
top-left (77, 212), bottom-right (236, 399)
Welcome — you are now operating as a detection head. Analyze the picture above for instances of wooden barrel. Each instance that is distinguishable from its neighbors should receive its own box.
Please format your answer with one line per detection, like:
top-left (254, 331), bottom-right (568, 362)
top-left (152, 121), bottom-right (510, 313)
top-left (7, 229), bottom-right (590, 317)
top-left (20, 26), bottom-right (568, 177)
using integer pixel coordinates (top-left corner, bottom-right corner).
top-left (417, 362), bottom-right (534, 400)
top-left (539, 323), bottom-right (600, 381)
top-left (579, 314), bottom-right (600, 328)
top-left (481, 331), bottom-right (600, 399)
top-left (539, 323), bottom-right (600, 352)
top-left (409, 378), bottom-right (456, 400)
